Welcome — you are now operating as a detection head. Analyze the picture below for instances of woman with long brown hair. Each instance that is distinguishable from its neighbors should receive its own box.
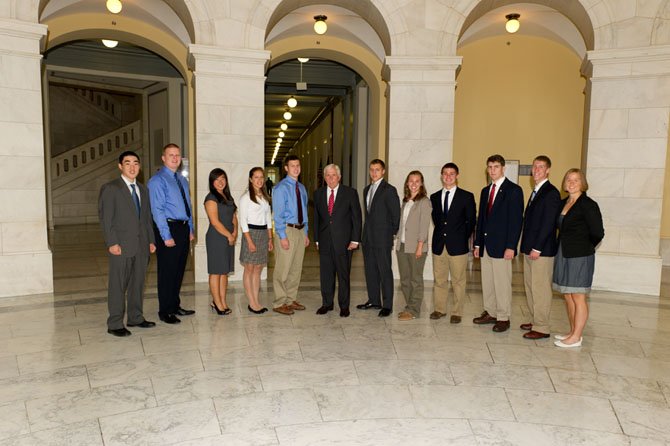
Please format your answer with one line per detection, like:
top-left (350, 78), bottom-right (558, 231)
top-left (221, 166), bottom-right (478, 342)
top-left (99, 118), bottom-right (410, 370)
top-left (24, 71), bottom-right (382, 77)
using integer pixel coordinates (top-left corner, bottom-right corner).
top-left (238, 167), bottom-right (274, 314)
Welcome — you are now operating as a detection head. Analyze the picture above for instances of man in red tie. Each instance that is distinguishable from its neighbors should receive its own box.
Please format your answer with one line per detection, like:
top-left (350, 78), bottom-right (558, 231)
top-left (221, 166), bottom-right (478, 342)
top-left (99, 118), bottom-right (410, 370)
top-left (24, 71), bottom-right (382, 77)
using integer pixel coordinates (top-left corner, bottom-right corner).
top-left (473, 154), bottom-right (524, 332)
top-left (313, 164), bottom-right (362, 317)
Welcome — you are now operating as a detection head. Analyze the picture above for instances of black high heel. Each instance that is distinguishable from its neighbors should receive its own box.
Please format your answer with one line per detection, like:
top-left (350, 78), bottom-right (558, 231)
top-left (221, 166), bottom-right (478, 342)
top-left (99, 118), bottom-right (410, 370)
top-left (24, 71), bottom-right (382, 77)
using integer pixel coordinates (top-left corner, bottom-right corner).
top-left (212, 302), bottom-right (231, 315)
top-left (248, 305), bottom-right (267, 315)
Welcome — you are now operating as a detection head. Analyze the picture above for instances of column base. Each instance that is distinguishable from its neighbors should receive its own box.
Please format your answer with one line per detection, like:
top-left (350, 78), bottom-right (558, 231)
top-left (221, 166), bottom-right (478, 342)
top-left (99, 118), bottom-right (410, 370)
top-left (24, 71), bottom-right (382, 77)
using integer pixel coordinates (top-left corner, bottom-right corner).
top-left (593, 252), bottom-right (661, 296)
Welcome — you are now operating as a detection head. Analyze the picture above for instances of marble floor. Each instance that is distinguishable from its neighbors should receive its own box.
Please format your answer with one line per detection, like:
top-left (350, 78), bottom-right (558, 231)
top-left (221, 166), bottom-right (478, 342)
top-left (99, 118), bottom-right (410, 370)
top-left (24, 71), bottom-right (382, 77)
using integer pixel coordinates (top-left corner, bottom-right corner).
top-left (1, 225), bottom-right (670, 445)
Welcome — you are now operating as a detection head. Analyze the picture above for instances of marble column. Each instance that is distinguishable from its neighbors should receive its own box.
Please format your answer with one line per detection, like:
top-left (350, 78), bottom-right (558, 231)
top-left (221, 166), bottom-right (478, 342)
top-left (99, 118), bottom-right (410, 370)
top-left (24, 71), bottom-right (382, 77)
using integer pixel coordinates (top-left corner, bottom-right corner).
top-left (585, 45), bottom-right (670, 295)
top-left (0, 18), bottom-right (52, 297)
top-left (384, 56), bottom-right (462, 281)
top-left (188, 45), bottom-right (270, 283)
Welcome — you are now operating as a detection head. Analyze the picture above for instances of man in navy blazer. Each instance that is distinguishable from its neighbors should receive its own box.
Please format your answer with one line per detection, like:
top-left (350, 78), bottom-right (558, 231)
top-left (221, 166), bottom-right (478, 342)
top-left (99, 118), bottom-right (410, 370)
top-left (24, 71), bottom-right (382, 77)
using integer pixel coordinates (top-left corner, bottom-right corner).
top-left (314, 164), bottom-right (362, 318)
top-left (473, 154), bottom-right (524, 332)
top-left (357, 159), bottom-right (400, 317)
top-left (519, 155), bottom-right (561, 339)
top-left (430, 162), bottom-right (476, 323)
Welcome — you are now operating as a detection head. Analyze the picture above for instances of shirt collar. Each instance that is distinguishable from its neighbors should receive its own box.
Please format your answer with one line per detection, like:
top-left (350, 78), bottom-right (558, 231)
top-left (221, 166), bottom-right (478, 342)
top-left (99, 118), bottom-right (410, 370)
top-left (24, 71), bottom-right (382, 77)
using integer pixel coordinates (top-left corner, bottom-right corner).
top-left (120, 175), bottom-right (136, 187)
top-left (534, 178), bottom-right (548, 191)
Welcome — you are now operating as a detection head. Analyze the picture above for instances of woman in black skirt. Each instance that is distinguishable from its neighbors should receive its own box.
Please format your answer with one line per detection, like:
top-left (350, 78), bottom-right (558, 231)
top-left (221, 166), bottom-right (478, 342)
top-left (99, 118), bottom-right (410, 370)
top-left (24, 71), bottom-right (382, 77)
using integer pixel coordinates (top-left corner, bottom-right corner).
top-left (239, 167), bottom-right (274, 314)
top-left (204, 168), bottom-right (237, 315)
top-left (552, 168), bottom-right (604, 348)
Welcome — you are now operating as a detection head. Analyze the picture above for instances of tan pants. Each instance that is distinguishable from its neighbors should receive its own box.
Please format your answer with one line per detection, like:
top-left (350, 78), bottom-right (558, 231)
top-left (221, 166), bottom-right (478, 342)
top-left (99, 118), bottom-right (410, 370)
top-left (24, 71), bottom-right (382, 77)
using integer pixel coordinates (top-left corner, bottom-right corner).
top-left (396, 244), bottom-right (427, 317)
top-left (523, 254), bottom-right (554, 334)
top-left (480, 251), bottom-right (513, 321)
top-left (273, 227), bottom-right (306, 307)
top-left (432, 251), bottom-right (468, 316)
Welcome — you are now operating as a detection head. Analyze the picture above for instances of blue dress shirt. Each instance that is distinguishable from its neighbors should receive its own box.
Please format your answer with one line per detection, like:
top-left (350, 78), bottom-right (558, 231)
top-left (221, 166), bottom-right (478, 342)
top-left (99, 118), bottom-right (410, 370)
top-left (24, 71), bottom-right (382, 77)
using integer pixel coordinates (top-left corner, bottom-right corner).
top-left (272, 176), bottom-right (308, 239)
top-left (148, 166), bottom-right (194, 241)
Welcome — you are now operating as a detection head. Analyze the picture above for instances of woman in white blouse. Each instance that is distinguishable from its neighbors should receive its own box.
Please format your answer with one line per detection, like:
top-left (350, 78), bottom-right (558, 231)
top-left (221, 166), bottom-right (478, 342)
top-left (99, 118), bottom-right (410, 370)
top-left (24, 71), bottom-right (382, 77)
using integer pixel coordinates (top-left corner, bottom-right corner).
top-left (238, 167), bottom-right (274, 314)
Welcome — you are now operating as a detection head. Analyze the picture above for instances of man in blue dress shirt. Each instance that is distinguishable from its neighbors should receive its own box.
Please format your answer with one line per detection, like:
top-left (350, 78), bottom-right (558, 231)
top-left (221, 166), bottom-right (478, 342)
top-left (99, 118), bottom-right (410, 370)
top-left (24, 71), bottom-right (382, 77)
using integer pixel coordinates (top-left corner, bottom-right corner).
top-left (148, 143), bottom-right (196, 324)
top-left (272, 155), bottom-right (310, 315)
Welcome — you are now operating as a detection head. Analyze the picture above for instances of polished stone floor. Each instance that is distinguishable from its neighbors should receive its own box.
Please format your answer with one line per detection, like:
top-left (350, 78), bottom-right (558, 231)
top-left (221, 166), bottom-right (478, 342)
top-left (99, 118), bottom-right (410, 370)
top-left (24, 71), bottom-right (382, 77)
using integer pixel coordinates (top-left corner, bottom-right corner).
top-left (1, 225), bottom-right (670, 445)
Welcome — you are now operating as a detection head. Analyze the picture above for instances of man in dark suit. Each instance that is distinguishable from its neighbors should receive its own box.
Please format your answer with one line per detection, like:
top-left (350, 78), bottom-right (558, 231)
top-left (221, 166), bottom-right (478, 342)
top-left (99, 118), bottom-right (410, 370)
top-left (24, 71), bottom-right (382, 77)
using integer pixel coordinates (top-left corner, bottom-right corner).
top-left (314, 164), bottom-right (362, 318)
top-left (519, 155), bottom-right (561, 339)
top-left (98, 151), bottom-right (156, 337)
top-left (473, 154), bottom-right (524, 332)
top-left (356, 159), bottom-right (400, 317)
top-left (430, 162), bottom-right (476, 324)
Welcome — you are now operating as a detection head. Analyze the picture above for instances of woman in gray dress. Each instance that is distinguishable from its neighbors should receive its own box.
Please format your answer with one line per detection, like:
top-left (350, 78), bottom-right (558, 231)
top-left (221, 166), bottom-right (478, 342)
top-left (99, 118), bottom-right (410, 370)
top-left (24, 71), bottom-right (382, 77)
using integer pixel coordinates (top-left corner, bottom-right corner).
top-left (552, 168), bottom-right (604, 347)
top-left (204, 168), bottom-right (238, 315)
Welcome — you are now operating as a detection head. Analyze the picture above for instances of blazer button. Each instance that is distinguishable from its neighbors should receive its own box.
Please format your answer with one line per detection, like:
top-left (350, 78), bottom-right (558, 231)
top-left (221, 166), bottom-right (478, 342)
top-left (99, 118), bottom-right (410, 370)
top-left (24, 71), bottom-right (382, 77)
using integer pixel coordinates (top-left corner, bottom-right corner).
top-left (443, 233), bottom-right (447, 236)
top-left (484, 232), bottom-right (487, 236)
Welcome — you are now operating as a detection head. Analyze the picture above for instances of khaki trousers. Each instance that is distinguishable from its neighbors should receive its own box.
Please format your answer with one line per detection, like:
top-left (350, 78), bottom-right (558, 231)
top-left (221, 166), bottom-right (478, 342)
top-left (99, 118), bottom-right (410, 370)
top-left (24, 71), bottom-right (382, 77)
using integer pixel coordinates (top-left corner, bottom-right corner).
top-left (523, 254), bottom-right (554, 334)
top-left (396, 244), bottom-right (427, 316)
top-left (273, 227), bottom-right (306, 307)
top-left (432, 251), bottom-right (468, 316)
top-left (480, 251), bottom-right (513, 321)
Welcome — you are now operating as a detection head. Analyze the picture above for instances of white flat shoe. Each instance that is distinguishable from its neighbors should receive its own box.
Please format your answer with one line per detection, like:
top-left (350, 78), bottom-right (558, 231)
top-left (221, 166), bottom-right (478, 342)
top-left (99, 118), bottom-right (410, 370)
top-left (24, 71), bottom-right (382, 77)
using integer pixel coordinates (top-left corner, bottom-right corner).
top-left (554, 334), bottom-right (568, 340)
top-left (554, 338), bottom-right (582, 348)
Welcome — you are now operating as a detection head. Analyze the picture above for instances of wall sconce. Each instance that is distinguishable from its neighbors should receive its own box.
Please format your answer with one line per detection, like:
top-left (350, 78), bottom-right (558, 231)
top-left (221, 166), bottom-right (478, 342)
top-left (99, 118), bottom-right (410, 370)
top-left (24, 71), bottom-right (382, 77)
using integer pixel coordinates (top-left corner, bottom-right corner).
top-left (505, 13), bottom-right (520, 33)
top-left (314, 15), bottom-right (327, 35)
top-left (287, 96), bottom-right (297, 108)
top-left (102, 39), bottom-right (118, 48)
top-left (106, 0), bottom-right (123, 14)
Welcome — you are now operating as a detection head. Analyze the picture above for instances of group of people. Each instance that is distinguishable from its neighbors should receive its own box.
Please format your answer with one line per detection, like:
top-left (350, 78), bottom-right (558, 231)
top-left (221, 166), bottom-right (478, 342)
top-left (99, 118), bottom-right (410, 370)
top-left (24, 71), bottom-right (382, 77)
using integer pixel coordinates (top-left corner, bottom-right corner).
top-left (99, 145), bottom-right (604, 349)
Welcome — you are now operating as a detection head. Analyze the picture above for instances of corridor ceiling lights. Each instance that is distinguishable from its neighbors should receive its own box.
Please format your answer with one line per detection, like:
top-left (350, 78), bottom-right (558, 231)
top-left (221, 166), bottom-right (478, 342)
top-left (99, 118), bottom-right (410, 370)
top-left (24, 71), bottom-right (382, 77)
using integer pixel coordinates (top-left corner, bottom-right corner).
top-left (297, 57), bottom-right (309, 63)
top-left (283, 110), bottom-right (292, 120)
top-left (278, 131), bottom-right (285, 138)
top-left (313, 15), bottom-right (328, 35)
top-left (102, 39), bottom-right (118, 48)
top-left (106, 0), bottom-right (123, 14)
top-left (287, 96), bottom-right (298, 108)
top-left (505, 13), bottom-right (520, 33)
top-left (277, 137), bottom-right (283, 143)
top-left (280, 123), bottom-right (288, 131)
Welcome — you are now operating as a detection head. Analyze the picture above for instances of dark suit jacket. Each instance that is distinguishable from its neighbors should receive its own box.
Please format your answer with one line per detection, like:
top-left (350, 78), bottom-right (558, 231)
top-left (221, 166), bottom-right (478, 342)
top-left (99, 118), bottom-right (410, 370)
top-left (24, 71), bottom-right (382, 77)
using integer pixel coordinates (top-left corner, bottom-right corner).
top-left (474, 178), bottom-right (524, 258)
top-left (558, 193), bottom-right (604, 258)
top-left (99, 177), bottom-right (155, 258)
top-left (362, 180), bottom-right (400, 249)
top-left (313, 185), bottom-right (362, 255)
top-left (430, 187), bottom-right (476, 256)
top-left (520, 181), bottom-right (561, 257)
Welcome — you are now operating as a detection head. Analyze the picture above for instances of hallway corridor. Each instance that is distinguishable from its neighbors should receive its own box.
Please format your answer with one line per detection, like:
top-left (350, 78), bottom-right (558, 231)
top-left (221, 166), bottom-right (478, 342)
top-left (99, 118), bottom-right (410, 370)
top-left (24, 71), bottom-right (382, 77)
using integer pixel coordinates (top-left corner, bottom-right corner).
top-left (0, 225), bottom-right (669, 444)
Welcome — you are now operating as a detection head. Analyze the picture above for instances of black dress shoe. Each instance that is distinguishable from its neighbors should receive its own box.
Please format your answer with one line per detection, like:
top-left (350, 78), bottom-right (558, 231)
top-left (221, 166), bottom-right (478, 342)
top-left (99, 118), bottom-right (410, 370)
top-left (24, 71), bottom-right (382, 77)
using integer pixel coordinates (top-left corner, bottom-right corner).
top-left (159, 314), bottom-right (181, 324)
top-left (107, 327), bottom-right (131, 337)
top-left (340, 308), bottom-right (350, 317)
top-left (127, 320), bottom-right (156, 328)
top-left (378, 308), bottom-right (392, 317)
top-left (175, 307), bottom-right (195, 316)
top-left (356, 302), bottom-right (382, 310)
top-left (316, 305), bottom-right (334, 315)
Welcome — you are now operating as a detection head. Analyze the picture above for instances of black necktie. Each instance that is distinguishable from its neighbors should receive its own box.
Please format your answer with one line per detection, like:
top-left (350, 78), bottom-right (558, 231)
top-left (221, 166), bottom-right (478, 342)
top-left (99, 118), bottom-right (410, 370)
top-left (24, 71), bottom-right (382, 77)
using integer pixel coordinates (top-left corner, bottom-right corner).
top-left (174, 172), bottom-right (191, 218)
top-left (443, 190), bottom-right (450, 216)
top-left (130, 184), bottom-right (140, 217)
top-left (296, 182), bottom-right (303, 224)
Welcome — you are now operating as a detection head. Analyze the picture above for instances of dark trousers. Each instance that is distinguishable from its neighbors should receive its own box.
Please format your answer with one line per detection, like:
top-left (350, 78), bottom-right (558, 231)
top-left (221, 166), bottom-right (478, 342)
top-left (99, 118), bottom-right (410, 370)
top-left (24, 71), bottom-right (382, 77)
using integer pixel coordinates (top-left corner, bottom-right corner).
top-left (319, 237), bottom-right (353, 310)
top-left (363, 244), bottom-right (394, 310)
top-left (154, 221), bottom-right (189, 316)
top-left (107, 253), bottom-right (149, 329)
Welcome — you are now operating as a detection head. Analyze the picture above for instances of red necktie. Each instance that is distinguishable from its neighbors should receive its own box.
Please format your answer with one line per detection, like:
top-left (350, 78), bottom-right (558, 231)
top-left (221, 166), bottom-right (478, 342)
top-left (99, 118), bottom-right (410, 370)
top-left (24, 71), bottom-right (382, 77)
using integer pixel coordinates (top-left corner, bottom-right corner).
top-left (487, 183), bottom-right (496, 216)
top-left (296, 182), bottom-right (303, 224)
top-left (328, 189), bottom-right (335, 216)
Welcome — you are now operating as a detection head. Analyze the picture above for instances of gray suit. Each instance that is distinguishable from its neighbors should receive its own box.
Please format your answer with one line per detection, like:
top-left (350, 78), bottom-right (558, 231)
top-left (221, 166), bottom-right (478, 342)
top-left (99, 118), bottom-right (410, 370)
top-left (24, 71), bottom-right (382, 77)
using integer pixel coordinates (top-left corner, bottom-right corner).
top-left (99, 177), bottom-right (155, 329)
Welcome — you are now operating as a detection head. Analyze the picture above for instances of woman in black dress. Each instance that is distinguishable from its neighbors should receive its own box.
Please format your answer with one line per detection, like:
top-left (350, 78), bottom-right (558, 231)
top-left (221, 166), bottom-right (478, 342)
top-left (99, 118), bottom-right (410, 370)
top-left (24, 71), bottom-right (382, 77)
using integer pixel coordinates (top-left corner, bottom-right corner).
top-left (204, 168), bottom-right (238, 315)
top-left (552, 168), bottom-right (604, 348)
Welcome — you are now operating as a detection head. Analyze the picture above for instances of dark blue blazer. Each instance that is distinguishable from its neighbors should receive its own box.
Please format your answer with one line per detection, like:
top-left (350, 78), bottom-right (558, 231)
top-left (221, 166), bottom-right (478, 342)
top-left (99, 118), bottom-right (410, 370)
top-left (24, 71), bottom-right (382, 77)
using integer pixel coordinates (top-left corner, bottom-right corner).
top-left (520, 180), bottom-right (561, 257)
top-left (474, 178), bottom-right (524, 258)
top-left (362, 180), bottom-right (400, 249)
top-left (430, 187), bottom-right (476, 256)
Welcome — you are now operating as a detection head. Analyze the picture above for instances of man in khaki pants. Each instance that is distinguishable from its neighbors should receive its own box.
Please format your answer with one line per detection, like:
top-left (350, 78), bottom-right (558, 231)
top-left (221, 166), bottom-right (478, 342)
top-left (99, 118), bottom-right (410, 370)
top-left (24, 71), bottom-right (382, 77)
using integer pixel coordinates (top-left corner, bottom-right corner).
top-left (519, 155), bottom-right (561, 339)
top-left (272, 155), bottom-right (310, 315)
top-left (429, 163), bottom-right (476, 324)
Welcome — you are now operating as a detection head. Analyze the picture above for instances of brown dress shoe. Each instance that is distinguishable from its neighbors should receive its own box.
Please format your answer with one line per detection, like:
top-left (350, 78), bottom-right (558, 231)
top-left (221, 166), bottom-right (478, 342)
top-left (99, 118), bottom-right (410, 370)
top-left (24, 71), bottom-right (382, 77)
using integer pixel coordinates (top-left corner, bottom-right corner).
top-left (523, 330), bottom-right (550, 339)
top-left (398, 311), bottom-right (416, 321)
top-left (430, 311), bottom-right (446, 320)
top-left (492, 320), bottom-right (511, 332)
top-left (520, 323), bottom-right (533, 331)
top-left (273, 304), bottom-right (294, 315)
top-left (450, 315), bottom-right (462, 324)
top-left (473, 311), bottom-right (497, 324)
top-left (289, 301), bottom-right (306, 311)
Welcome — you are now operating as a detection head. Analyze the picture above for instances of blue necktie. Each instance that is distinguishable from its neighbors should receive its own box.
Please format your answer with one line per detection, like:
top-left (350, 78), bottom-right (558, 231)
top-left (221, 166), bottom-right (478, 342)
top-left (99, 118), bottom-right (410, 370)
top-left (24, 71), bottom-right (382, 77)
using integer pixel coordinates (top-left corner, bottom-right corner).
top-left (174, 172), bottom-right (191, 218)
top-left (130, 184), bottom-right (140, 217)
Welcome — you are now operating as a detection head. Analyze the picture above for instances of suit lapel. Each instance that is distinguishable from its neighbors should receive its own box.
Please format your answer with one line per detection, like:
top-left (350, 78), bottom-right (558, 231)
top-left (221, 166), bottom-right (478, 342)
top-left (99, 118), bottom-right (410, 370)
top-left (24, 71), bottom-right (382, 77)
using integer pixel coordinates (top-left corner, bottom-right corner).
top-left (118, 178), bottom-right (139, 219)
top-left (370, 181), bottom-right (384, 211)
top-left (445, 189), bottom-right (458, 218)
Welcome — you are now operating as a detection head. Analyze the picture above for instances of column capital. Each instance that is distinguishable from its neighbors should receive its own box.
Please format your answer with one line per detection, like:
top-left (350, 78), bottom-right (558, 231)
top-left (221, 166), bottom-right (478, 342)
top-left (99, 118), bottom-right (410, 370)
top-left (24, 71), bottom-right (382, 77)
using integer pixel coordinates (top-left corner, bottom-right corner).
top-left (188, 44), bottom-right (270, 78)
top-left (0, 17), bottom-right (47, 55)
top-left (585, 44), bottom-right (670, 79)
top-left (383, 55), bottom-right (462, 84)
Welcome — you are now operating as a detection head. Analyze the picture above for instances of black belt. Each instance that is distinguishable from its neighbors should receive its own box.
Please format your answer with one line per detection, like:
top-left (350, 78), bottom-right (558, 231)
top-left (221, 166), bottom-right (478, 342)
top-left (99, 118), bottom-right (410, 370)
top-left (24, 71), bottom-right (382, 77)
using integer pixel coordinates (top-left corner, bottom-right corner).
top-left (248, 224), bottom-right (267, 230)
top-left (286, 223), bottom-right (305, 230)
top-left (167, 219), bottom-right (188, 225)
